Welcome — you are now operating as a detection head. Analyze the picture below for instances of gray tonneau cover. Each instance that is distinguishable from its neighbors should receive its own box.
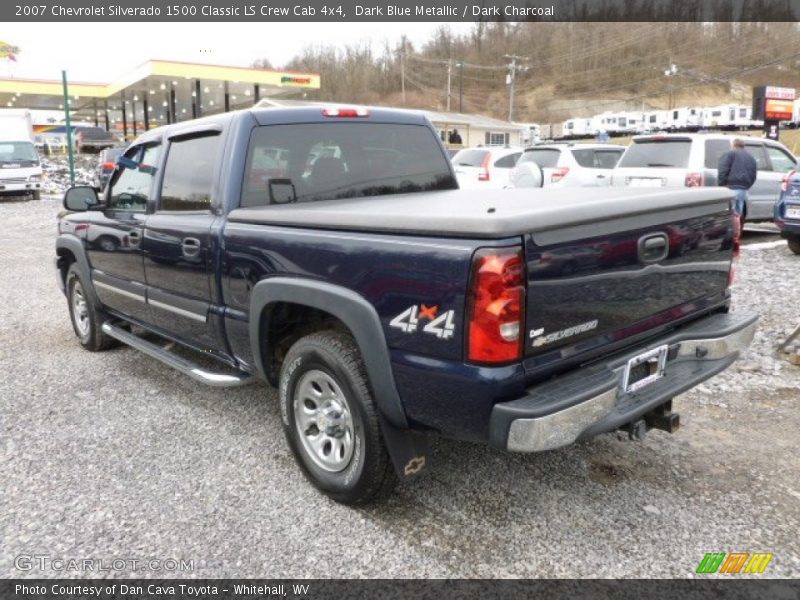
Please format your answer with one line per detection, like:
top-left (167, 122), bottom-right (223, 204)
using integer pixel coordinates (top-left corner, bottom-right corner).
top-left (226, 187), bottom-right (732, 244)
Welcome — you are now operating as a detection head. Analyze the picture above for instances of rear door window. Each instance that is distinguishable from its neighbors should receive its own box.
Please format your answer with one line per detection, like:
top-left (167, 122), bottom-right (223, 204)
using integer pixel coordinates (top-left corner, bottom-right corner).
top-left (617, 139), bottom-right (691, 168)
top-left (160, 134), bottom-right (221, 211)
top-left (704, 139), bottom-right (732, 169)
top-left (517, 149), bottom-right (561, 168)
top-left (452, 149), bottom-right (488, 167)
top-left (241, 123), bottom-right (457, 207)
top-left (493, 152), bottom-right (521, 168)
top-left (743, 144), bottom-right (769, 171)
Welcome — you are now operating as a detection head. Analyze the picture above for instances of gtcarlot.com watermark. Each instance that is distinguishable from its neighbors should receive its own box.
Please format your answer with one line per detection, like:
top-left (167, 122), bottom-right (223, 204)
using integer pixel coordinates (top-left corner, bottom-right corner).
top-left (15, 554), bottom-right (193, 573)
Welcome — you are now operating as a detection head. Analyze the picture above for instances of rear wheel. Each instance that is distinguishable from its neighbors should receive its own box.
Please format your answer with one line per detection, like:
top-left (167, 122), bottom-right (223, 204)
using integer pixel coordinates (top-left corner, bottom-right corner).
top-left (66, 265), bottom-right (116, 351)
top-left (279, 330), bottom-right (396, 504)
top-left (788, 235), bottom-right (800, 255)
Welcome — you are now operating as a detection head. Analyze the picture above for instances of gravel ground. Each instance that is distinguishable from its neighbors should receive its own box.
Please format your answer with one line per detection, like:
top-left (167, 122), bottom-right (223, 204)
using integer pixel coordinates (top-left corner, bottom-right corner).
top-left (1, 196), bottom-right (798, 579)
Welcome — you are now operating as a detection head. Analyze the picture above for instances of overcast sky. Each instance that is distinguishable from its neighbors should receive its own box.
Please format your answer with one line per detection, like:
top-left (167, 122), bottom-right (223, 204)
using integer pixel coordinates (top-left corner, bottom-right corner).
top-left (2, 22), bottom-right (474, 82)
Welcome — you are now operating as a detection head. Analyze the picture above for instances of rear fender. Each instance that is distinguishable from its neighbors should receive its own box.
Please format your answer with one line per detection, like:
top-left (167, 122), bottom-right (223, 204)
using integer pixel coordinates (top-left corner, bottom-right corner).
top-left (249, 277), bottom-right (408, 429)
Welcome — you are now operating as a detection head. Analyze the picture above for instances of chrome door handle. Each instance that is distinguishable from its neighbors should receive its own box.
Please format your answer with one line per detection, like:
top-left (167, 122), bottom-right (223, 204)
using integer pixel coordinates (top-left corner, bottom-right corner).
top-left (182, 237), bottom-right (201, 257)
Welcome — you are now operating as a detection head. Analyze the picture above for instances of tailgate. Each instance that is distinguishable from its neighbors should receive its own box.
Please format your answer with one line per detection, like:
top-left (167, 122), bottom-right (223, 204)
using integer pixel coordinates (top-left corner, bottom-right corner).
top-left (523, 196), bottom-right (735, 363)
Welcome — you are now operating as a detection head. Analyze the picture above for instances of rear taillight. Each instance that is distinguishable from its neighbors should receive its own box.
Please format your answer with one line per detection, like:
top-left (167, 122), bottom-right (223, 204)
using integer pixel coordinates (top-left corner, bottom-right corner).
top-left (685, 173), bottom-right (703, 187)
top-left (101, 161), bottom-right (115, 170)
top-left (781, 169), bottom-right (795, 193)
top-left (551, 167), bottom-right (570, 183)
top-left (478, 152), bottom-right (491, 181)
top-left (467, 246), bottom-right (525, 364)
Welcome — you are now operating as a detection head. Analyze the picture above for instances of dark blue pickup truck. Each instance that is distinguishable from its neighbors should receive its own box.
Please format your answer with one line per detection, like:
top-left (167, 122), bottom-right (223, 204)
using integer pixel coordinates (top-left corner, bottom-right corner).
top-left (56, 106), bottom-right (757, 504)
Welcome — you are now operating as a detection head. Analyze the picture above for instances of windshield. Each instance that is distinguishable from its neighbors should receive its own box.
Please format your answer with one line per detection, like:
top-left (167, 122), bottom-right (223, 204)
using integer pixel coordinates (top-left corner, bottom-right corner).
top-left (240, 122), bottom-right (457, 207)
top-left (618, 139), bottom-right (691, 168)
top-left (0, 142), bottom-right (39, 165)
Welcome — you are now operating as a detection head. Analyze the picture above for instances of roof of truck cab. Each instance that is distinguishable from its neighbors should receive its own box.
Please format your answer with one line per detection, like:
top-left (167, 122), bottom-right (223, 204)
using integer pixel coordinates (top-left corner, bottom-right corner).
top-left (126, 105), bottom-right (431, 145)
top-left (249, 105), bottom-right (430, 126)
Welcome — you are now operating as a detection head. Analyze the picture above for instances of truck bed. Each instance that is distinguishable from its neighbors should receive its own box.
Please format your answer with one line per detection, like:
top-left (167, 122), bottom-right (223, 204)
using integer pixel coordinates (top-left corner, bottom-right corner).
top-left (227, 187), bottom-right (732, 243)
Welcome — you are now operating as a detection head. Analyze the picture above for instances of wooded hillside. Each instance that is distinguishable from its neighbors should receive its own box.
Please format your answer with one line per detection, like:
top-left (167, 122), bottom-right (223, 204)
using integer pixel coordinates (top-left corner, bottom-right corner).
top-left (260, 22), bottom-right (800, 122)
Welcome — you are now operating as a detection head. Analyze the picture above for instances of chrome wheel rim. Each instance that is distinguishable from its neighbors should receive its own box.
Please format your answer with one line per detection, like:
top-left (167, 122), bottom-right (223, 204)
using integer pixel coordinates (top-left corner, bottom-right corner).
top-left (71, 282), bottom-right (90, 337)
top-left (293, 369), bottom-right (355, 473)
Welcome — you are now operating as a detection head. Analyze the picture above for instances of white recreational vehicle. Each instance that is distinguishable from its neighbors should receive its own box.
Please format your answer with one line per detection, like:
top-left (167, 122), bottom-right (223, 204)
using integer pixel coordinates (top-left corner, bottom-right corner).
top-left (666, 107), bottom-right (703, 131)
top-left (562, 118), bottom-right (595, 138)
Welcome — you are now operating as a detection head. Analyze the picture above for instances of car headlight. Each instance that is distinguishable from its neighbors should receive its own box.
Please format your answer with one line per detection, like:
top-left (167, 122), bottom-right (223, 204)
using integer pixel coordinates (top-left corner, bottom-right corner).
top-left (28, 174), bottom-right (43, 182)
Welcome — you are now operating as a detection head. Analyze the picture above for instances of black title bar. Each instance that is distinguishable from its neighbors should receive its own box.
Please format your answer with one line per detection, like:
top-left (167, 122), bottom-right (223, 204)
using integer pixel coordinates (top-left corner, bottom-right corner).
top-left (5, 0), bottom-right (800, 21)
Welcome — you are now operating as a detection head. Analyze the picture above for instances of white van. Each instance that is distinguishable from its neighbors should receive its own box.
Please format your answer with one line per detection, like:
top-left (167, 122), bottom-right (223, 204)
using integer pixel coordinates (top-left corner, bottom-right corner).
top-left (0, 109), bottom-right (44, 200)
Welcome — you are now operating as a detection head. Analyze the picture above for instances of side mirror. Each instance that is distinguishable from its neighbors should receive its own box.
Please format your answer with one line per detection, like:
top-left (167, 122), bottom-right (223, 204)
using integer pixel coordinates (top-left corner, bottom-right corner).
top-left (63, 186), bottom-right (99, 212)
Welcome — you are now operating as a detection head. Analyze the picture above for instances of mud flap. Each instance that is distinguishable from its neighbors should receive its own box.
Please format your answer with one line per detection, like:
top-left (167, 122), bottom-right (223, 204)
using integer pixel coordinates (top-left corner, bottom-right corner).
top-left (379, 414), bottom-right (431, 478)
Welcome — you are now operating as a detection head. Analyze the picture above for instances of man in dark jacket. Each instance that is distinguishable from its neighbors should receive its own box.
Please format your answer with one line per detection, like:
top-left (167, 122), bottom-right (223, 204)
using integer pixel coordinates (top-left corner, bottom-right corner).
top-left (717, 138), bottom-right (757, 220)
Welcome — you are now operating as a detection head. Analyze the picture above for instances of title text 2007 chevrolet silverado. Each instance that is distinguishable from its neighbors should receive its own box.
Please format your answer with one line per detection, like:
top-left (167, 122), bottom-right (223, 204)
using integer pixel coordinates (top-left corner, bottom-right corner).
top-left (56, 106), bottom-right (757, 504)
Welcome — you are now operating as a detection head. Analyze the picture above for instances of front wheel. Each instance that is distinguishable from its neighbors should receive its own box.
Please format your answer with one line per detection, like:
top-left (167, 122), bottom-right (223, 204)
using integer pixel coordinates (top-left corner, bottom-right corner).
top-left (66, 265), bottom-right (116, 351)
top-left (788, 235), bottom-right (800, 255)
top-left (279, 330), bottom-right (396, 504)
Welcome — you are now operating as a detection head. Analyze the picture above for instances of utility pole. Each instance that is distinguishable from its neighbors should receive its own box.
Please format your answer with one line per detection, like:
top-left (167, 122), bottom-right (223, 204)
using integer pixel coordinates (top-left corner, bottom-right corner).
top-left (399, 36), bottom-right (406, 105)
top-left (664, 63), bottom-right (677, 110)
top-left (458, 62), bottom-right (464, 113)
top-left (504, 54), bottom-right (529, 122)
top-left (446, 59), bottom-right (452, 112)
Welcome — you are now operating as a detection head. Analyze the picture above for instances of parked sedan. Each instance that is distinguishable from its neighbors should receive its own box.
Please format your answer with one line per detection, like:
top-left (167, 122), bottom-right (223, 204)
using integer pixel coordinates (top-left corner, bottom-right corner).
top-left (451, 146), bottom-right (522, 189)
top-left (775, 168), bottom-right (800, 255)
top-left (510, 143), bottom-right (625, 188)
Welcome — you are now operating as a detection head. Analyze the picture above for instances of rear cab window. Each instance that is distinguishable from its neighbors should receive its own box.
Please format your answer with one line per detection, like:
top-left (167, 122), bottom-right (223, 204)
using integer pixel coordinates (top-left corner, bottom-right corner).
top-left (617, 138), bottom-right (691, 168)
top-left (241, 123), bottom-right (456, 208)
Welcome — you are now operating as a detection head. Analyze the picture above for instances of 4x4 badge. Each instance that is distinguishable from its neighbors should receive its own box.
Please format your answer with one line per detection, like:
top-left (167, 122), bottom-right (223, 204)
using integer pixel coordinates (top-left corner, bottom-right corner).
top-left (390, 304), bottom-right (455, 339)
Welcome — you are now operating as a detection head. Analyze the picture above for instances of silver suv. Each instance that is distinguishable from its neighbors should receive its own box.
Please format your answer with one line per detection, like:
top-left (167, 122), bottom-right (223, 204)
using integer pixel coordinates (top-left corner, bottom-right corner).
top-left (611, 133), bottom-right (798, 222)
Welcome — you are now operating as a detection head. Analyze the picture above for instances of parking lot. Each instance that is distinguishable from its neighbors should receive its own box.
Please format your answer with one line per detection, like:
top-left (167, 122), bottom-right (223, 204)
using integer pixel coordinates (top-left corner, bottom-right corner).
top-left (1, 195), bottom-right (798, 579)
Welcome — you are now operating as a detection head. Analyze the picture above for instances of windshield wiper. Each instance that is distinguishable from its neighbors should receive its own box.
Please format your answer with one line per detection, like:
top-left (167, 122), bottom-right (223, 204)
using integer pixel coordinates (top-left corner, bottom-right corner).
top-left (646, 162), bottom-right (676, 167)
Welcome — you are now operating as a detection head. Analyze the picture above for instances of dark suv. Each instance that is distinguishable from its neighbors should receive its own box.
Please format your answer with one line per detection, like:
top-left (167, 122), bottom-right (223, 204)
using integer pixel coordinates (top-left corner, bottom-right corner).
top-left (75, 127), bottom-right (117, 154)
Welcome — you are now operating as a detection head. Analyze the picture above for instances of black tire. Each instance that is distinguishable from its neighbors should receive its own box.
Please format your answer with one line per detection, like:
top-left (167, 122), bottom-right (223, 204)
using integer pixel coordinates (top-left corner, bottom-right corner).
top-left (65, 264), bottom-right (116, 351)
top-left (788, 236), bottom-right (800, 255)
top-left (279, 330), bottom-right (397, 504)
top-left (32, 191), bottom-right (41, 200)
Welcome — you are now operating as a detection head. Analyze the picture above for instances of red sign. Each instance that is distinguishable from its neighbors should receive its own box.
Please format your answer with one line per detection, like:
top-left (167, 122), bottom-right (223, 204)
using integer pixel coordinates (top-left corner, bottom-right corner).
top-left (764, 99), bottom-right (794, 120)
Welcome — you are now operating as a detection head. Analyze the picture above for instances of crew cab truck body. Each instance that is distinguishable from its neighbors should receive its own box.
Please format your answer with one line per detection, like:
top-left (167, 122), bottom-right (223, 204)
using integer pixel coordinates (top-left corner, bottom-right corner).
top-left (56, 106), bottom-right (757, 504)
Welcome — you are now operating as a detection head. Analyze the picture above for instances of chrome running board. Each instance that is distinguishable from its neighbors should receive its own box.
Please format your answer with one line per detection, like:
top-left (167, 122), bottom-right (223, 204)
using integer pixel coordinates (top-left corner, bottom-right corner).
top-left (101, 322), bottom-right (254, 388)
